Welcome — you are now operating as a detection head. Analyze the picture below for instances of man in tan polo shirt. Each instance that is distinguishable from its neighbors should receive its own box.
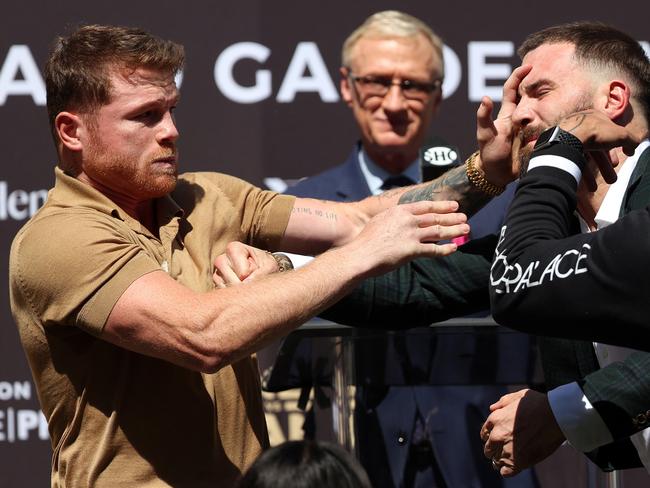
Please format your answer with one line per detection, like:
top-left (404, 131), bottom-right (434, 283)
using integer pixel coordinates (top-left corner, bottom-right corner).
top-left (8, 24), bottom-right (510, 487)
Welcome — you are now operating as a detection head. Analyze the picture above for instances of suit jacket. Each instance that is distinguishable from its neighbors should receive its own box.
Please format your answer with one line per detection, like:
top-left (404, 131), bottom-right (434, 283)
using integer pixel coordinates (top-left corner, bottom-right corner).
top-left (328, 146), bottom-right (650, 472)
top-left (288, 143), bottom-right (517, 234)
top-left (288, 144), bottom-right (536, 488)
top-left (537, 147), bottom-right (650, 470)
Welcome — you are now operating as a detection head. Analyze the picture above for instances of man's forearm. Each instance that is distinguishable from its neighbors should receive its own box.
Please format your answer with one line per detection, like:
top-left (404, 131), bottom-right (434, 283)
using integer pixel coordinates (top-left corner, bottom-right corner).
top-left (352, 163), bottom-right (496, 220)
top-left (322, 236), bottom-right (496, 328)
top-left (398, 163), bottom-right (495, 216)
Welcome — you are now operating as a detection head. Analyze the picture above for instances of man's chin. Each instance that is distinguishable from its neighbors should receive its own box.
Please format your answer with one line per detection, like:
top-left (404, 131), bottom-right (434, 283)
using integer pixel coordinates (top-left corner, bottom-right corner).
top-left (147, 174), bottom-right (177, 198)
top-left (371, 133), bottom-right (414, 150)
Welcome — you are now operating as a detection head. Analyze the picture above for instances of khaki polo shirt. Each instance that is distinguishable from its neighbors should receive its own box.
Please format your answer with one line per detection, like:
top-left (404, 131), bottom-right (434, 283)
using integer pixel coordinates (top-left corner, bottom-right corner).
top-left (9, 168), bottom-right (295, 488)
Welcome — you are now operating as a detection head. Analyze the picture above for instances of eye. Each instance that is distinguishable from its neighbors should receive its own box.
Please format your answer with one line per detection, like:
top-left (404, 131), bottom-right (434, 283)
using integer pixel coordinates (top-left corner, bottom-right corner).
top-left (135, 110), bottom-right (154, 120)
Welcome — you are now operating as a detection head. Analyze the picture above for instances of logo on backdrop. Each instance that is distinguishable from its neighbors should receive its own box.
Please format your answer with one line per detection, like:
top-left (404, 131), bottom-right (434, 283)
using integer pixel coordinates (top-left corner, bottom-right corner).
top-left (0, 41), bottom-right (512, 105)
top-left (2, 41), bottom-right (649, 106)
top-left (0, 380), bottom-right (48, 443)
top-left (0, 181), bottom-right (47, 221)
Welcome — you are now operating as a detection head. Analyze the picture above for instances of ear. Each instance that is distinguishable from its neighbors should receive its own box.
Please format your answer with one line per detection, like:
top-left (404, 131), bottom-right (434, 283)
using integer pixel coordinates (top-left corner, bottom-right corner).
top-left (601, 80), bottom-right (630, 120)
top-left (339, 66), bottom-right (354, 108)
top-left (54, 111), bottom-right (84, 152)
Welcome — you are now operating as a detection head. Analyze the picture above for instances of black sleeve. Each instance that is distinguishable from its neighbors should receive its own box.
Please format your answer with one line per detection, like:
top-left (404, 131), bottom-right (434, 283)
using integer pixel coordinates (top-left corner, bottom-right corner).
top-left (321, 235), bottom-right (496, 328)
top-left (489, 146), bottom-right (650, 351)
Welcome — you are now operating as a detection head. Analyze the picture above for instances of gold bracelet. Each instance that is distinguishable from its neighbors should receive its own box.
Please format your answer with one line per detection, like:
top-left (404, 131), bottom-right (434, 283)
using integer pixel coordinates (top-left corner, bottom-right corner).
top-left (465, 150), bottom-right (505, 197)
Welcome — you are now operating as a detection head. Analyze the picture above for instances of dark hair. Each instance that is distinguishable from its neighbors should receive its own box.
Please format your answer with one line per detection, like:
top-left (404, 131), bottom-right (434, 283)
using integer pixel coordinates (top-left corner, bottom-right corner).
top-left (237, 441), bottom-right (371, 488)
top-left (45, 24), bottom-right (185, 140)
top-left (518, 21), bottom-right (650, 121)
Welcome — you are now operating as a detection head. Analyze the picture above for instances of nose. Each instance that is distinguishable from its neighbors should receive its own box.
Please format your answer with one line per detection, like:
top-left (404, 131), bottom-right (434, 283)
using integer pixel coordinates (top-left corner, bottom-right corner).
top-left (511, 97), bottom-right (534, 130)
top-left (381, 84), bottom-right (408, 113)
top-left (158, 111), bottom-right (179, 144)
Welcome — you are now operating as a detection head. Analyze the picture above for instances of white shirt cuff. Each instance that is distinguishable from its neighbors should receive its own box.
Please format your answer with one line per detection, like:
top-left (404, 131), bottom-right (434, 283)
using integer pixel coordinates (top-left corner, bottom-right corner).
top-left (547, 382), bottom-right (614, 452)
top-left (528, 154), bottom-right (583, 185)
top-left (280, 253), bottom-right (314, 269)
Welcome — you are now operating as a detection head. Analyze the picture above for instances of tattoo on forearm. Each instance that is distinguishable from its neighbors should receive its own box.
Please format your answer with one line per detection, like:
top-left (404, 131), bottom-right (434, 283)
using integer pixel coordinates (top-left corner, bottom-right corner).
top-left (291, 206), bottom-right (338, 221)
top-left (397, 164), bottom-right (493, 216)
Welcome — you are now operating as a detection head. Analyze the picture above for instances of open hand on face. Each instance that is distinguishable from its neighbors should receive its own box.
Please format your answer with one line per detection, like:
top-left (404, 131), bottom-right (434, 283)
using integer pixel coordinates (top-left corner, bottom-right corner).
top-left (475, 65), bottom-right (533, 187)
top-left (558, 109), bottom-right (642, 186)
top-left (480, 389), bottom-right (565, 477)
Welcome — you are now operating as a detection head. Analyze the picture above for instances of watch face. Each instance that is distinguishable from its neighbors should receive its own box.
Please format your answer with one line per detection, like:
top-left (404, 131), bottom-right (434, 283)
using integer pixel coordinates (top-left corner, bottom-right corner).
top-left (533, 126), bottom-right (560, 150)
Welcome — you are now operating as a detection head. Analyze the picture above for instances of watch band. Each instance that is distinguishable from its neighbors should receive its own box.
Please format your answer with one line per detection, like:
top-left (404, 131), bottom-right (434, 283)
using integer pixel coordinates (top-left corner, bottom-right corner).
top-left (271, 252), bottom-right (294, 272)
top-left (533, 126), bottom-right (584, 154)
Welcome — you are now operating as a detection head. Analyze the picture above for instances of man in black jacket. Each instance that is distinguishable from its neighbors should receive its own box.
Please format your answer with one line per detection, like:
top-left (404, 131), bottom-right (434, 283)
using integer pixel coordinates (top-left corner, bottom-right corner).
top-left (481, 23), bottom-right (650, 477)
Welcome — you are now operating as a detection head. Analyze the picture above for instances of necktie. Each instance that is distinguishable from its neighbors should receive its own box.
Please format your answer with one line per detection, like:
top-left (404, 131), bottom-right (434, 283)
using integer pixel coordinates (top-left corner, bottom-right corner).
top-left (381, 175), bottom-right (414, 190)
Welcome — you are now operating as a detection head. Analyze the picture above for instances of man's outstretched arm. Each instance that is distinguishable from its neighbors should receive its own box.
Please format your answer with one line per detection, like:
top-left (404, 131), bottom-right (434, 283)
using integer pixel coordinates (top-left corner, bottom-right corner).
top-left (95, 202), bottom-right (467, 372)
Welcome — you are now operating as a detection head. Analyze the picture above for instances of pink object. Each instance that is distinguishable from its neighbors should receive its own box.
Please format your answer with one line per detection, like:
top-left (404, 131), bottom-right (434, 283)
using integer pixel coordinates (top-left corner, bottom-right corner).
top-left (452, 235), bottom-right (469, 246)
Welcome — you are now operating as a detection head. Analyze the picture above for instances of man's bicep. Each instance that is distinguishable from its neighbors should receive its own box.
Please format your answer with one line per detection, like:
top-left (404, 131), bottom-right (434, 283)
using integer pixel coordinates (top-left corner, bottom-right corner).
top-left (280, 197), bottom-right (363, 254)
top-left (103, 270), bottom-right (211, 371)
top-left (11, 215), bottom-right (159, 331)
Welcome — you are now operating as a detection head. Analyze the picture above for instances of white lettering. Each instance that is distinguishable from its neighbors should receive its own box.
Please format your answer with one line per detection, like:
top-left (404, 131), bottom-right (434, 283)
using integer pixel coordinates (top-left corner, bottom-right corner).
top-left (0, 381), bottom-right (31, 401)
top-left (555, 249), bottom-right (579, 278)
top-left (5, 407), bottom-right (14, 442)
top-left (17, 410), bottom-right (38, 440)
top-left (575, 244), bottom-right (590, 274)
top-left (441, 45), bottom-right (461, 99)
top-left (0, 182), bottom-right (48, 221)
top-left (493, 243), bottom-right (592, 295)
top-left (16, 410), bottom-right (48, 440)
top-left (423, 147), bottom-right (458, 166)
top-left (174, 70), bottom-right (184, 89)
top-left (0, 409), bottom-right (48, 442)
top-left (467, 41), bottom-right (514, 102)
top-left (276, 42), bottom-right (337, 102)
top-left (539, 254), bottom-right (561, 284)
top-left (641, 41), bottom-right (650, 58)
top-left (0, 45), bottom-right (46, 105)
top-left (215, 42), bottom-right (271, 103)
top-left (514, 261), bottom-right (539, 293)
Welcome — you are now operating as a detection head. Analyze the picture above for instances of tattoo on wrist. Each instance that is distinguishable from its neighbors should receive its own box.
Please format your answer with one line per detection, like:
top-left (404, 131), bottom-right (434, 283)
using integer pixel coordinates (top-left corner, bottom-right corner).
top-left (398, 164), bottom-right (493, 216)
top-left (291, 207), bottom-right (338, 221)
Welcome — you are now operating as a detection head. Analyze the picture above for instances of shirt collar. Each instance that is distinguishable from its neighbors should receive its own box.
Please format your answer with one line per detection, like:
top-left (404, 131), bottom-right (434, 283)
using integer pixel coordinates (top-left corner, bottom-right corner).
top-left (51, 167), bottom-right (184, 232)
top-left (592, 139), bottom-right (650, 229)
top-left (358, 146), bottom-right (421, 196)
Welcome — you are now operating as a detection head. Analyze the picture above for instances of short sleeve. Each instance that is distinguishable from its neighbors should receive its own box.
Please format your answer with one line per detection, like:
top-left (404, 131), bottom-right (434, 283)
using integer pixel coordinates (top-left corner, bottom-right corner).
top-left (10, 210), bottom-right (160, 336)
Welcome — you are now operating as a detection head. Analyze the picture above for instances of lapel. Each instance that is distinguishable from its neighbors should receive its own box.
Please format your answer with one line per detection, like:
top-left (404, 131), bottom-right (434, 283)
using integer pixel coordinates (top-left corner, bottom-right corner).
top-left (622, 146), bottom-right (650, 214)
top-left (554, 147), bottom-right (650, 470)
top-left (332, 145), bottom-right (373, 201)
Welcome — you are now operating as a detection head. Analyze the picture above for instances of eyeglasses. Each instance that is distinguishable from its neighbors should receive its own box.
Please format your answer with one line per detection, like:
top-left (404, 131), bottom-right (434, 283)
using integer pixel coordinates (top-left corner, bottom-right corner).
top-left (348, 72), bottom-right (442, 101)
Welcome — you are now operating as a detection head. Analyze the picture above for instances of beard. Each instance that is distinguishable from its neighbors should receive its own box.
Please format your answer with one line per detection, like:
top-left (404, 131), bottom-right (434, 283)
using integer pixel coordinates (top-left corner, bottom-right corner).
top-left (516, 97), bottom-right (593, 178)
top-left (85, 130), bottom-right (178, 199)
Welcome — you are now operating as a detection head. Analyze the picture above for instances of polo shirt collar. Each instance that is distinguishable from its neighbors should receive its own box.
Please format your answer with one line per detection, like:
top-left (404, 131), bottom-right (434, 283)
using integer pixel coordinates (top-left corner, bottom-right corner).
top-left (52, 167), bottom-right (184, 230)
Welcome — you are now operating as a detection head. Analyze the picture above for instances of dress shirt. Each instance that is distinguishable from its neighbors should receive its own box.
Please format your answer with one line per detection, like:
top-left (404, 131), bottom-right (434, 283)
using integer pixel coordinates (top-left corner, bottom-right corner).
top-left (284, 148), bottom-right (421, 268)
top-left (358, 146), bottom-right (421, 194)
